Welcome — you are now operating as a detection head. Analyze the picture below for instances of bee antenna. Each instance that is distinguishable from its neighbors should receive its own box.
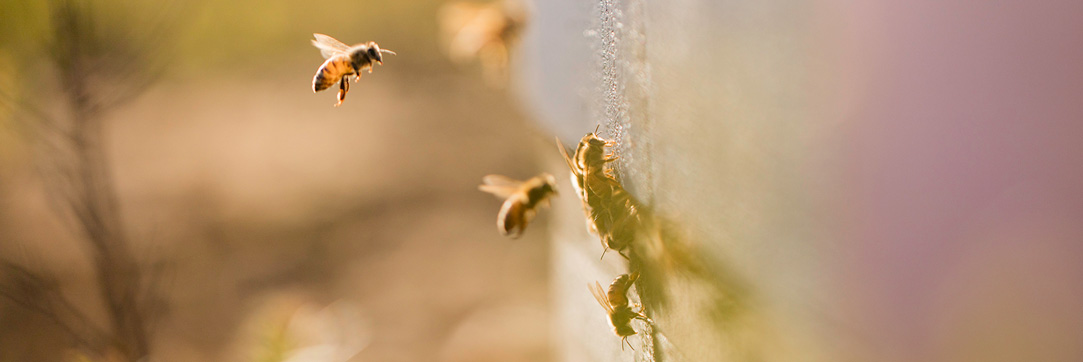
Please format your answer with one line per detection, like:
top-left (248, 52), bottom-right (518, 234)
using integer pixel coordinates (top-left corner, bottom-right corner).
top-left (599, 247), bottom-right (608, 260)
top-left (379, 49), bottom-right (397, 55)
top-left (594, 124), bottom-right (601, 134)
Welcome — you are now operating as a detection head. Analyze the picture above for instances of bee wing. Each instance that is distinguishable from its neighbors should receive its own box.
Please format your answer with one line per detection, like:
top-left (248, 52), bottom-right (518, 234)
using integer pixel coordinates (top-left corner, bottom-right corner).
top-left (478, 174), bottom-right (524, 199)
top-left (312, 33), bottom-right (352, 59)
top-left (558, 137), bottom-right (591, 207)
top-left (590, 281), bottom-right (615, 314)
top-left (555, 137), bottom-right (578, 172)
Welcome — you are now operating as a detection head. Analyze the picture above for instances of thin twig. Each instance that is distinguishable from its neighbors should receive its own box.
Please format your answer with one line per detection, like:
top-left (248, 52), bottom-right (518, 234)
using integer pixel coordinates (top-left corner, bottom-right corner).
top-left (0, 262), bottom-right (107, 352)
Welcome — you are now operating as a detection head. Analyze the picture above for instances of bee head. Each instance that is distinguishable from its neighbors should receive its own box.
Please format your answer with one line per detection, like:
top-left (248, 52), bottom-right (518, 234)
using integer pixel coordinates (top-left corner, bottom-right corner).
top-left (540, 173), bottom-right (558, 195)
top-left (360, 41), bottom-right (397, 65)
top-left (585, 135), bottom-right (607, 148)
top-left (366, 42), bottom-right (383, 64)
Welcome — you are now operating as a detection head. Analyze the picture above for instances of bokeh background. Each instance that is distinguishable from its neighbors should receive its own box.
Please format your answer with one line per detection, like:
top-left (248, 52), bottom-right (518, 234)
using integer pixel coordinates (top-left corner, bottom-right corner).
top-left (4, 0), bottom-right (1083, 362)
top-left (1, 0), bottom-right (551, 361)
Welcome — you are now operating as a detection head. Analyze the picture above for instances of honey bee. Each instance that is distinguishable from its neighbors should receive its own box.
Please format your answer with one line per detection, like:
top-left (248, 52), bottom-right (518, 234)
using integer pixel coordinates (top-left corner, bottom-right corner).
top-left (590, 272), bottom-right (652, 350)
top-left (557, 129), bottom-right (640, 258)
top-left (439, 0), bottom-right (528, 87)
top-left (556, 127), bottom-right (616, 200)
top-left (478, 173), bottom-right (558, 238)
top-left (311, 33), bottom-right (396, 107)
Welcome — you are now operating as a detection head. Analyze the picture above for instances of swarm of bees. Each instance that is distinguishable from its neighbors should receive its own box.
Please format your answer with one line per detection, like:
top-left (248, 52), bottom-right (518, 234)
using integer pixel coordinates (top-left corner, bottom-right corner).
top-left (307, 16), bottom-right (650, 352)
top-left (313, 23), bottom-right (652, 349)
top-left (590, 272), bottom-right (652, 351)
top-left (310, 33), bottom-right (396, 107)
top-left (478, 173), bottom-right (558, 238)
top-left (555, 129), bottom-right (653, 348)
top-left (476, 127), bottom-right (652, 349)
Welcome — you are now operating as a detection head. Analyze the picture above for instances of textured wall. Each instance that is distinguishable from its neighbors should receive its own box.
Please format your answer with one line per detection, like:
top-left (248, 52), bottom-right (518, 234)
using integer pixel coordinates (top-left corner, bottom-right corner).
top-left (523, 1), bottom-right (839, 361)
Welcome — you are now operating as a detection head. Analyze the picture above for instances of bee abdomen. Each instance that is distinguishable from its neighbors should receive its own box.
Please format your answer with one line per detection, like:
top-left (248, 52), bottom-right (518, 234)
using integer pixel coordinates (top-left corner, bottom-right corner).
top-left (313, 56), bottom-right (354, 92)
top-left (498, 199), bottom-right (527, 238)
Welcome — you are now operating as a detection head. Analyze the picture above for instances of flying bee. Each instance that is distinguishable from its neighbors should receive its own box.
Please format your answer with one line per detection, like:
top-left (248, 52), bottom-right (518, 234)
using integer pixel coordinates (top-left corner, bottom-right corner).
top-left (439, 0), bottom-right (528, 87)
top-left (557, 129), bottom-right (640, 258)
top-left (478, 173), bottom-right (558, 238)
top-left (590, 272), bottom-right (652, 351)
top-left (311, 33), bottom-right (397, 107)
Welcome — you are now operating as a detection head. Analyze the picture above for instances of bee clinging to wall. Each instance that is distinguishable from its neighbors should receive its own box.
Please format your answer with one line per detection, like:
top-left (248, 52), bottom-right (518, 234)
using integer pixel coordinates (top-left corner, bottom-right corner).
top-left (556, 126), bottom-right (618, 203)
top-left (310, 33), bottom-right (396, 107)
top-left (557, 128), bottom-right (618, 229)
top-left (557, 130), bottom-right (641, 259)
top-left (590, 272), bottom-right (652, 350)
top-left (478, 173), bottom-right (558, 238)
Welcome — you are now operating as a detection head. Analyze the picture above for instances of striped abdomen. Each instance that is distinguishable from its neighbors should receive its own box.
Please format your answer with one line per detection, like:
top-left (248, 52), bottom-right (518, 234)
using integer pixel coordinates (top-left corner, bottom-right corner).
top-left (313, 55), bottom-right (356, 92)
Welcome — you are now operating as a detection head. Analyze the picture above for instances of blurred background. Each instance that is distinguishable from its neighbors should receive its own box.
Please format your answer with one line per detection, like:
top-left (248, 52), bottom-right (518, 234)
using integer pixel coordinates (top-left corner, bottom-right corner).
top-left (3, 0), bottom-right (1083, 362)
top-left (1, 0), bottom-right (550, 361)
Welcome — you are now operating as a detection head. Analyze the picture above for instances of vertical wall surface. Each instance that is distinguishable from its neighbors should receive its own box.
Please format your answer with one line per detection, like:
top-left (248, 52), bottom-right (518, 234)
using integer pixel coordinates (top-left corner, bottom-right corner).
top-left (520, 0), bottom-right (1083, 361)
top-left (522, 1), bottom-right (842, 361)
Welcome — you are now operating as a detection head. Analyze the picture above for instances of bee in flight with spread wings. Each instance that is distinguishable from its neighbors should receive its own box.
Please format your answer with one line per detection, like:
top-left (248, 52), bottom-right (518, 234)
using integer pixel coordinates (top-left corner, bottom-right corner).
top-left (439, 0), bottom-right (528, 87)
top-left (311, 33), bottom-right (397, 107)
top-left (478, 173), bottom-right (557, 238)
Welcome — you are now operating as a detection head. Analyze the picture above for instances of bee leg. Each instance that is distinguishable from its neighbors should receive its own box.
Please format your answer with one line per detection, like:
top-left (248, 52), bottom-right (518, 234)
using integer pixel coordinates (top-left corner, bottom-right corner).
top-left (622, 336), bottom-right (635, 351)
top-left (335, 77), bottom-right (348, 107)
top-left (634, 312), bottom-right (654, 325)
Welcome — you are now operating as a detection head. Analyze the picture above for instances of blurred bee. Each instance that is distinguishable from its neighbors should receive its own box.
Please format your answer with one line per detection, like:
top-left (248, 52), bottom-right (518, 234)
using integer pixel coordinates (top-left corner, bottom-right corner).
top-left (439, 0), bottom-right (528, 87)
top-left (478, 173), bottom-right (557, 238)
top-left (590, 272), bottom-right (652, 350)
top-left (557, 129), bottom-right (640, 258)
top-left (310, 33), bottom-right (397, 107)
